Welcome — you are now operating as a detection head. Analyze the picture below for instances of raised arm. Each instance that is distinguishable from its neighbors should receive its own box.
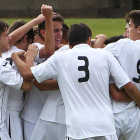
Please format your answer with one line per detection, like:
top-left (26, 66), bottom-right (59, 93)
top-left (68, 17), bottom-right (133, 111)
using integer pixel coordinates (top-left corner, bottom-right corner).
top-left (109, 83), bottom-right (132, 102)
top-left (39, 5), bottom-right (55, 58)
top-left (8, 14), bottom-right (45, 46)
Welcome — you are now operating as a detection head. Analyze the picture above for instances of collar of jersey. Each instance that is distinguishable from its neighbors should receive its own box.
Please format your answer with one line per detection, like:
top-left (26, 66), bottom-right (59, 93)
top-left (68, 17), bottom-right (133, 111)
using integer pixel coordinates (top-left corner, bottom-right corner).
top-left (73, 43), bottom-right (90, 49)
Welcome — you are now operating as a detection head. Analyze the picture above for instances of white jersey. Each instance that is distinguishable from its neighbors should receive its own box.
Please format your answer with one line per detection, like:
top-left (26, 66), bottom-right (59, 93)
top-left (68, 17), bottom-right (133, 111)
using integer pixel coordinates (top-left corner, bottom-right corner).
top-left (104, 38), bottom-right (140, 113)
top-left (0, 57), bottom-right (23, 128)
top-left (56, 44), bottom-right (70, 52)
top-left (39, 45), bottom-right (70, 124)
top-left (2, 45), bottom-right (24, 112)
top-left (31, 44), bottom-right (130, 139)
top-left (21, 42), bottom-right (49, 124)
top-left (33, 43), bottom-right (45, 64)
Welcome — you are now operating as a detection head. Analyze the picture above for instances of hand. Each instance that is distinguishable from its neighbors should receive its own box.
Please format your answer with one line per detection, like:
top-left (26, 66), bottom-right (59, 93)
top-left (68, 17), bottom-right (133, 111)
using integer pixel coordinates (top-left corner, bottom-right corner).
top-left (15, 50), bottom-right (25, 57)
top-left (92, 34), bottom-right (107, 48)
top-left (16, 51), bottom-right (26, 60)
top-left (41, 4), bottom-right (53, 19)
top-left (91, 39), bottom-right (97, 47)
top-left (11, 51), bottom-right (26, 63)
top-left (25, 44), bottom-right (39, 61)
top-left (95, 34), bottom-right (106, 41)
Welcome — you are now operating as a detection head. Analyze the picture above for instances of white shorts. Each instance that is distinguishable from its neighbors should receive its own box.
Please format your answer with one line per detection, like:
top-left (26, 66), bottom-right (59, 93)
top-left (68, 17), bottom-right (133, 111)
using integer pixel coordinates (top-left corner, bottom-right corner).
top-left (0, 125), bottom-right (11, 140)
top-left (5, 110), bottom-right (23, 140)
top-left (22, 119), bottom-right (36, 140)
top-left (114, 106), bottom-right (140, 140)
top-left (68, 134), bottom-right (117, 140)
top-left (30, 119), bottom-right (66, 140)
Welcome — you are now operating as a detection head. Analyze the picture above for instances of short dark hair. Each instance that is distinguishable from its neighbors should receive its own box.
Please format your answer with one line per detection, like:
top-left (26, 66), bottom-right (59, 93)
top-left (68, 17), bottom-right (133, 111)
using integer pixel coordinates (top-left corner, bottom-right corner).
top-left (8, 20), bottom-right (34, 43)
top-left (38, 21), bottom-right (45, 38)
top-left (61, 22), bottom-right (69, 43)
top-left (104, 35), bottom-right (124, 45)
top-left (0, 20), bottom-right (9, 36)
top-left (125, 17), bottom-right (130, 24)
top-left (126, 10), bottom-right (140, 28)
top-left (38, 13), bottom-right (64, 39)
top-left (52, 13), bottom-right (64, 23)
top-left (68, 23), bottom-right (92, 47)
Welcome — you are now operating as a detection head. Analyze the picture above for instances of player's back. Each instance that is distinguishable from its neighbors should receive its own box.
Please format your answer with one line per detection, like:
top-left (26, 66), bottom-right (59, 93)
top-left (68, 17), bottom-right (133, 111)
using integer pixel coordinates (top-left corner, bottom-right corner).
top-left (56, 44), bottom-right (125, 138)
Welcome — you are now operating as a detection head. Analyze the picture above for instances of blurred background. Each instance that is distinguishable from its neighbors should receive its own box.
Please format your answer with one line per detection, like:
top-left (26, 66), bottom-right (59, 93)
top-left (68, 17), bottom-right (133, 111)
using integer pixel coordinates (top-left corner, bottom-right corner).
top-left (0, 0), bottom-right (139, 18)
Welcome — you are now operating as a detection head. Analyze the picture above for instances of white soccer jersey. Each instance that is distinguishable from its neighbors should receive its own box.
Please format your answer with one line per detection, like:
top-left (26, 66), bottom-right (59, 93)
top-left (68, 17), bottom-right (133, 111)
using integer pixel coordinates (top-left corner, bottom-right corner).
top-left (31, 44), bottom-right (130, 139)
top-left (21, 43), bottom-right (49, 124)
top-left (55, 44), bottom-right (70, 52)
top-left (33, 43), bottom-right (46, 64)
top-left (39, 45), bottom-right (70, 124)
top-left (2, 45), bottom-right (24, 112)
top-left (104, 38), bottom-right (140, 113)
top-left (0, 57), bottom-right (23, 128)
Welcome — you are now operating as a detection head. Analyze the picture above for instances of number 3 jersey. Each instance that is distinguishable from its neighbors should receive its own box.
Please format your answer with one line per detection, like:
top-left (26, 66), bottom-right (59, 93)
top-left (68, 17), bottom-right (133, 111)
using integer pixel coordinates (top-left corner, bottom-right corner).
top-left (104, 38), bottom-right (140, 113)
top-left (31, 44), bottom-right (130, 139)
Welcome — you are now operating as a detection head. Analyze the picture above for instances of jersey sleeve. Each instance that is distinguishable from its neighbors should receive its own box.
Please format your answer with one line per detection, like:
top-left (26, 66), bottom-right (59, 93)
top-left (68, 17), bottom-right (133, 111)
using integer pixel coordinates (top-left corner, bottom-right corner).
top-left (31, 52), bottom-right (59, 83)
top-left (0, 59), bottom-right (23, 90)
top-left (33, 43), bottom-right (46, 64)
top-left (107, 52), bottom-right (130, 89)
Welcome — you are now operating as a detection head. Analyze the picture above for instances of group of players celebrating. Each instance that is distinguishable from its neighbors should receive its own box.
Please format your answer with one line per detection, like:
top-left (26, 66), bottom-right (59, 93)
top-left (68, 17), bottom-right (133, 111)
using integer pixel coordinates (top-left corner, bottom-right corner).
top-left (0, 4), bottom-right (140, 140)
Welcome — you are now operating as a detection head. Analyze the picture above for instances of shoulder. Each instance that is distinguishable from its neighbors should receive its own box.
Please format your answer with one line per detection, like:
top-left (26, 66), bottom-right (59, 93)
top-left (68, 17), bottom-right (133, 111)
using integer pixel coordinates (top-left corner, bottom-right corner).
top-left (11, 46), bottom-right (23, 52)
top-left (56, 45), bottom-right (70, 52)
top-left (32, 42), bottom-right (44, 49)
top-left (106, 38), bottom-right (132, 47)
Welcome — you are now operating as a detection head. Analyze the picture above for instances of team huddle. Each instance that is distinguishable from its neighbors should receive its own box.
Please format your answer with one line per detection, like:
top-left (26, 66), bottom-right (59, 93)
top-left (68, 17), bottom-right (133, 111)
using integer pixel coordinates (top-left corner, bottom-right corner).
top-left (0, 4), bottom-right (140, 140)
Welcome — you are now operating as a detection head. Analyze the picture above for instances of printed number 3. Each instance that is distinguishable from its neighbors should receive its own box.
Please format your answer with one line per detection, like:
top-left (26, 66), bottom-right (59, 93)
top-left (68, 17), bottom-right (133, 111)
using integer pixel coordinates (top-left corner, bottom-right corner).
top-left (78, 56), bottom-right (89, 82)
top-left (133, 60), bottom-right (140, 83)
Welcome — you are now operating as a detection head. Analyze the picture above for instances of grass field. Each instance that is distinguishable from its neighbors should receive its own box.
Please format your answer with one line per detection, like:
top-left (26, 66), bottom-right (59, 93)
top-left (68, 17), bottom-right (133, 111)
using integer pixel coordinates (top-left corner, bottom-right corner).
top-left (2, 18), bottom-right (126, 38)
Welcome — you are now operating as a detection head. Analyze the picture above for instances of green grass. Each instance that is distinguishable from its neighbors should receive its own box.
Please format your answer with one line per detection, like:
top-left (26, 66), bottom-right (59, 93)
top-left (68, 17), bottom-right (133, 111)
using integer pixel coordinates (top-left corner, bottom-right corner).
top-left (2, 18), bottom-right (126, 38)
top-left (65, 18), bottom-right (126, 38)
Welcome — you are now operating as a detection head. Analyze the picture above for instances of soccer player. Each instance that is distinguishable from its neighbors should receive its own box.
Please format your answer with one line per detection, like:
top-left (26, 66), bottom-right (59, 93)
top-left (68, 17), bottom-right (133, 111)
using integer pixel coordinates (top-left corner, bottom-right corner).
top-left (93, 10), bottom-right (140, 140)
top-left (0, 5), bottom-right (50, 140)
top-left (2, 20), bottom-right (34, 140)
top-left (0, 20), bottom-right (38, 139)
top-left (28, 21), bottom-right (69, 140)
top-left (12, 22), bottom-right (140, 140)
top-left (103, 10), bottom-right (140, 140)
top-left (20, 5), bottom-right (64, 140)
